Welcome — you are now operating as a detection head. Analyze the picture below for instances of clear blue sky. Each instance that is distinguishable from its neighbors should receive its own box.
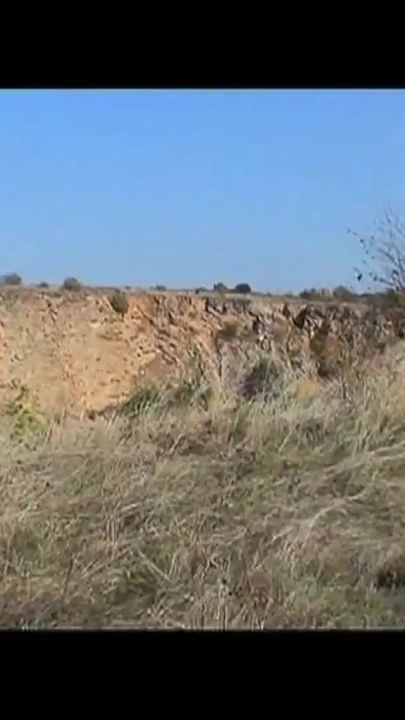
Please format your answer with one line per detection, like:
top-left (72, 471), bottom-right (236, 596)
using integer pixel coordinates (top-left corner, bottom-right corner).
top-left (1, 89), bottom-right (404, 292)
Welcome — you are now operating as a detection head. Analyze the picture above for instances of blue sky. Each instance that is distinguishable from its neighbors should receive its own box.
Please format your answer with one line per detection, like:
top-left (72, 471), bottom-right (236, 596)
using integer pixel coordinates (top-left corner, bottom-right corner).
top-left (1, 89), bottom-right (404, 292)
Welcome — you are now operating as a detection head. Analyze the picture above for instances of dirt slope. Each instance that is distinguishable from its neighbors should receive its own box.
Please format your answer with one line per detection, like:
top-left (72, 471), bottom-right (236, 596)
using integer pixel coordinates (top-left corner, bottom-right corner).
top-left (0, 287), bottom-right (403, 417)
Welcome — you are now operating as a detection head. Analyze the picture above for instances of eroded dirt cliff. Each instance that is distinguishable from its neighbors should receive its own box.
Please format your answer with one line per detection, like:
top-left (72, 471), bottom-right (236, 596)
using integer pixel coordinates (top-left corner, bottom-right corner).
top-left (0, 287), bottom-right (403, 417)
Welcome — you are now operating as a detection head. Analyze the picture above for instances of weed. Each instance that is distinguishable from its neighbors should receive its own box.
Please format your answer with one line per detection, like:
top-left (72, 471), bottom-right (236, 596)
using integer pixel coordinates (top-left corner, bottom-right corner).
top-left (109, 291), bottom-right (129, 317)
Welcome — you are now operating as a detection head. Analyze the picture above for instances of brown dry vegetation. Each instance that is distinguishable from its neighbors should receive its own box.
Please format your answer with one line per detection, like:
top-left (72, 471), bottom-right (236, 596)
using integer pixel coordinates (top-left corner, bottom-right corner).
top-left (2, 341), bottom-right (405, 629)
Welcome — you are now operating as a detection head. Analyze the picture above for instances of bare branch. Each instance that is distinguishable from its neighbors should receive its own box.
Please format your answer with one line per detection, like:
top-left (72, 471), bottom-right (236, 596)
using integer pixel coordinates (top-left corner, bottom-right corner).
top-left (351, 210), bottom-right (405, 294)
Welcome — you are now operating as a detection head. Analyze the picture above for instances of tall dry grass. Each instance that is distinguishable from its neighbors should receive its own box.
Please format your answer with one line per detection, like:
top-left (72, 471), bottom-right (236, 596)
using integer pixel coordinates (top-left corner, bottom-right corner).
top-left (2, 345), bottom-right (405, 628)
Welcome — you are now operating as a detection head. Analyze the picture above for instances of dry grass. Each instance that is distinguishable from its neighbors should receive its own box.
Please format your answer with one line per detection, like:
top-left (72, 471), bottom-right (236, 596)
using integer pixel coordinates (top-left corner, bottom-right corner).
top-left (2, 345), bottom-right (405, 629)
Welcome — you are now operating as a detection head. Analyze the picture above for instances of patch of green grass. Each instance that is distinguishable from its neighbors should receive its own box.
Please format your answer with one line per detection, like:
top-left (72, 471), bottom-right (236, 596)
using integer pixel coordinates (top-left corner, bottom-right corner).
top-left (120, 386), bottom-right (165, 418)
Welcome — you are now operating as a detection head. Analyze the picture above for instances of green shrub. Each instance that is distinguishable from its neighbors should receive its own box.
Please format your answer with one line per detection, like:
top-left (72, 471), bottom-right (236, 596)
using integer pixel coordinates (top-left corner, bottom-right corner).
top-left (0, 272), bottom-right (22, 286)
top-left (110, 290), bottom-right (129, 317)
top-left (233, 283), bottom-right (251, 294)
top-left (62, 277), bottom-right (82, 292)
top-left (38, 281), bottom-right (50, 288)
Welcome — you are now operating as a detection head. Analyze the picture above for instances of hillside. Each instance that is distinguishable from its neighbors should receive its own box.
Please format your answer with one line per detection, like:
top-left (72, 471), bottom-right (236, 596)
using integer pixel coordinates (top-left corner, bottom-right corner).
top-left (0, 286), bottom-right (403, 418)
